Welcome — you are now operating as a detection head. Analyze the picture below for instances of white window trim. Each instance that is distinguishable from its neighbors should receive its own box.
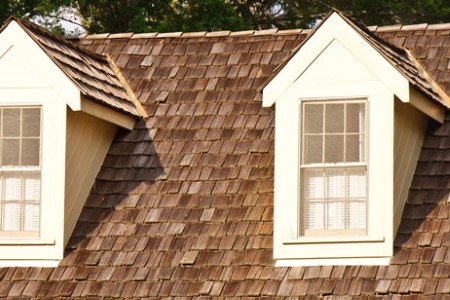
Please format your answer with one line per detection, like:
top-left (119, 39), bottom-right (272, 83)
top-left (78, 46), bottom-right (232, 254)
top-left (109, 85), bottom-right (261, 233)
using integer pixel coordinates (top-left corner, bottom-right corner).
top-left (0, 106), bottom-right (42, 237)
top-left (299, 99), bottom-right (368, 236)
top-left (273, 81), bottom-right (395, 264)
top-left (0, 92), bottom-right (67, 261)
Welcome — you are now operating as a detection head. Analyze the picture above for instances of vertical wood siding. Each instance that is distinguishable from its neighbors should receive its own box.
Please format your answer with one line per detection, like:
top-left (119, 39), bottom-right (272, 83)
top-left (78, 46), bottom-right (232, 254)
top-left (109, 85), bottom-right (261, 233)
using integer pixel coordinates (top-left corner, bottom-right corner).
top-left (64, 109), bottom-right (117, 245)
top-left (393, 99), bottom-right (428, 233)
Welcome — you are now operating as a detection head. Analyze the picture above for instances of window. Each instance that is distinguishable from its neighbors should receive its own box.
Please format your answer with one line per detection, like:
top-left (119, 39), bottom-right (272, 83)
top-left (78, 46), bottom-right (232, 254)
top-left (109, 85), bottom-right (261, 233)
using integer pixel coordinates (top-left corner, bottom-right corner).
top-left (301, 100), bottom-right (367, 236)
top-left (0, 107), bottom-right (41, 237)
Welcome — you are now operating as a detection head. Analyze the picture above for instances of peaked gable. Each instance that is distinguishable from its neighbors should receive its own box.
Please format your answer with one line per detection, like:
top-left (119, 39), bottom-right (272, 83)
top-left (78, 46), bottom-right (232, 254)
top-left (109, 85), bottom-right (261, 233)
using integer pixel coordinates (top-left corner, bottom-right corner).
top-left (262, 11), bottom-right (450, 119)
top-left (0, 18), bottom-right (145, 119)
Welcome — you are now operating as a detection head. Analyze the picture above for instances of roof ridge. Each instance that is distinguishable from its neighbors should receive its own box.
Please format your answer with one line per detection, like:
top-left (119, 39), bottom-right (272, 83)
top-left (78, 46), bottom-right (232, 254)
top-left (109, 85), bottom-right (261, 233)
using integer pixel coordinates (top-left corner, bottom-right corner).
top-left (369, 22), bottom-right (450, 32)
top-left (70, 28), bottom-right (313, 40)
top-left (70, 21), bottom-right (450, 41)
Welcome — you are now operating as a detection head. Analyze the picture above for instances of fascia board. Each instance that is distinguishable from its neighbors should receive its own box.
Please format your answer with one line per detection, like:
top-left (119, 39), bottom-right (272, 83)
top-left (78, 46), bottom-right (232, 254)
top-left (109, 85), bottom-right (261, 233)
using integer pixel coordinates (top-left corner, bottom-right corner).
top-left (263, 12), bottom-right (410, 107)
top-left (1, 21), bottom-right (80, 110)
top-left (80, 96), bottom-right (136, 130)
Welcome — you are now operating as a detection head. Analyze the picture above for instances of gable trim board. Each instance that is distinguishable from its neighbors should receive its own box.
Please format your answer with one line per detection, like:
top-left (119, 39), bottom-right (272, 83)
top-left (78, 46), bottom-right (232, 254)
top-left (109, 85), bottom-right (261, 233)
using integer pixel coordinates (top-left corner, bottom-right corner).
top-left (262, 11), bottom-right (446, 124)
top-left (1, 18), bottom-right (145, 123)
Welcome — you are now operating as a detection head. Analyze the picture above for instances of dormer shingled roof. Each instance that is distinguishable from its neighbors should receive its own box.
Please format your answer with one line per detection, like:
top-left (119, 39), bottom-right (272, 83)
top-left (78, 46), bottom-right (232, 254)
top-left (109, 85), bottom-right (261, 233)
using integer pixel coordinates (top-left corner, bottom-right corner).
top-left (0, 16), bottom-right (449, 298)
top-left (260, 9), bottom-right (450, 109)
top-left (0, 17), bottom-right (144, 118)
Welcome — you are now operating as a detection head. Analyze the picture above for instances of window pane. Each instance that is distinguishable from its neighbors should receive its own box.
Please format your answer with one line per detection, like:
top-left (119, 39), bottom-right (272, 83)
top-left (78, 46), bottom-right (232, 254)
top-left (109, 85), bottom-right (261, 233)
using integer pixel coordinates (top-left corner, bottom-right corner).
top-left (346, 103), bottom-right (365, 133)
top-left (3, 109), bottom-right (20, 137)
top-left (346, 135), bottom-right (365, 162)
top-left (4, 175), bottom-right (22, 200)
top-left (23, 204), bottom-right (39, 231)
top-left (325, 201), bottom-right (345, 230)
top-left (325, 104), bottom-right (344, 133)
top-left (324, 135), bottom-right (343, 163)
top-left (304, 104), bottom-right (323, 133)
top-left (303, 168), bottom-right (324, 231)
top-left (303, 168), bottom-right (324, 199)
top-left (2, 139), bottom-right (20, 166)
top-left (2, 203), bottom-right (20, 231)
top-left (22, 108), bottom-right (41, 137)
top-left (304, 135), bottom-right (323, 164)
top-left (347, 168), bottom-right (366, 198)
top-left (22, 139), bottom-right (40, 166)
top-left (24, 175), bottom-right (40, 201)
top-left (302, 167), bottom-right (367, 233)
top-left (0, 172), bottom-right (40, 233)
top-left (325, 168), bottom-right (346, 198)
top-left (348, 201), bottom-right (366, 229)
top-left (305, 200), bottom-right (323, 230)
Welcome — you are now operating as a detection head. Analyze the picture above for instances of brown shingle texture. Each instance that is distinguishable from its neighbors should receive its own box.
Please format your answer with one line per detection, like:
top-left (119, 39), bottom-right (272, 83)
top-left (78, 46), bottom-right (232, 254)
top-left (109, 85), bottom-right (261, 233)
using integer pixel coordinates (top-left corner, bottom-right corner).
top-left (1, 23), bottom-right (450, 298)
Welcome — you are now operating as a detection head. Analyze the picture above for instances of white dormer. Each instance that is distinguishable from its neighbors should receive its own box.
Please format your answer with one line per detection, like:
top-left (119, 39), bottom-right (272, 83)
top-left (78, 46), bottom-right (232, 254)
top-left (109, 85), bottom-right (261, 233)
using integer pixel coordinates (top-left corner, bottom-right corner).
top-left (263, 11), bottom-right (447, 266)
top-left (0, 19), bottom-right (143, 266)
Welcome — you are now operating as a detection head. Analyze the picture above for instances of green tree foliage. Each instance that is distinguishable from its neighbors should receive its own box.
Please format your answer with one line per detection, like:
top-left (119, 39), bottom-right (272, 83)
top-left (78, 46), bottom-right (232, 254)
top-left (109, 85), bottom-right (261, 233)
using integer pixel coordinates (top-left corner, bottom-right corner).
top-left (1, 0), bottom-right (450, 34)
top-left (0, 0), bottom-right (68, 34)
top-left (230, 0), bottom-right (450, 30)
top-left (71, 0), bottom-right (246, 33)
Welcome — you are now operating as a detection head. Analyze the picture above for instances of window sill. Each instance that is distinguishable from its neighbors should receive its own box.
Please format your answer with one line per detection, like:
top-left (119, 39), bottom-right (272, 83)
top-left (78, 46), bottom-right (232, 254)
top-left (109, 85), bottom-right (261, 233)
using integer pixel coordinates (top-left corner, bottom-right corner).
top-left (283, 235), bottom-right (385, 244)
top-left (0, 239), bottom-right (55, 245)
top-left (276, 256), bottom-right (390, 267)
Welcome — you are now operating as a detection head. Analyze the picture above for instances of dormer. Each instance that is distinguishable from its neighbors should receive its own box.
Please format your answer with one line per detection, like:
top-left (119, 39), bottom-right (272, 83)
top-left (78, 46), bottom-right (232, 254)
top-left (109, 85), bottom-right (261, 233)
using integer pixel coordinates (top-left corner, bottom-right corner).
top-left (0, 18), bottom-right (145, 266)
top-left (262, 11), bottom-right (449, 265)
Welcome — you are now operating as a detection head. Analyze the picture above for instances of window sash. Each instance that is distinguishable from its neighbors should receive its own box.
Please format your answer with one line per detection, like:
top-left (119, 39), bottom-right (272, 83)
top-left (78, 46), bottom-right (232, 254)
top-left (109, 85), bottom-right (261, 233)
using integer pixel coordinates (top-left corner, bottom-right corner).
top-left (301, 166), bottom-right (367, 235)
top-left (0, 106), bottom-right (41, 236)
top-left (300, 100), bottom-right (367, 236)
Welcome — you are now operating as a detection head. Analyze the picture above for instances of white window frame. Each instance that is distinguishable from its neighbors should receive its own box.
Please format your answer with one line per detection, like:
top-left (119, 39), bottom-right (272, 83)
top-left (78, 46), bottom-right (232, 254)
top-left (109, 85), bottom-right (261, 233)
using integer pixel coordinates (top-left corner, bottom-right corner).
top-left (299, 99), bottom-right (368, 237)
top-left (0, 92), bottom-right (66, 263)
top-left (272, 82), bottom-right (394, 265)
top-left (0, 105), bottom-right (42, 238)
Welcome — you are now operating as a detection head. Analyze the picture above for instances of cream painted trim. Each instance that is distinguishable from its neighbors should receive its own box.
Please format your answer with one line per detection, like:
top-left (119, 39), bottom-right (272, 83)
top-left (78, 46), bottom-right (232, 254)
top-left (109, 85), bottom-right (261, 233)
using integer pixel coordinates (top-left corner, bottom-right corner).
top-left (0, 21), bottom-right (80, 110)
top-left (406, 50), bottom-right (450, 108)
top-left (0, 239), bottom-right (55, 245)
top-left (0, 260), bottom-right (59, 267)
top-left (409, 87), bottom-right (445, 123)
top-left (106, 56), bottom-right (148, 118)
top-left (263, 12), bottom-right (410, 107)
top-left (276, 257), bottom-right (390, 267)
top-left (284, 235), bottom-right (384, 244)
top-left (80, 96), bottom-right (136, 130)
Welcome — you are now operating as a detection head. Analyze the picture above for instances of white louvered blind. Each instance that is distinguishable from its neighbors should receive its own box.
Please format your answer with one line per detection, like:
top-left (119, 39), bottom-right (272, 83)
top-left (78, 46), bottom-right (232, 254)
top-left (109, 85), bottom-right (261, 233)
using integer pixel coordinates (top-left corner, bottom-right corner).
top-left (301, 101), bottom-right (367, 236)
top-left (0, 107), bottom-right (41, 237)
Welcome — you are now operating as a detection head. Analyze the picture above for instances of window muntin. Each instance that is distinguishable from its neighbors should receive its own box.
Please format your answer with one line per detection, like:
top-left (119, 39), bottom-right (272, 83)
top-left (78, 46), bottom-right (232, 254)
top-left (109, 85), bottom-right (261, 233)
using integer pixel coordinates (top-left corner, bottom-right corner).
top-left (301, 101), bottom-right (367, 236)
top-left (0, 107), bottom-right (41, 237)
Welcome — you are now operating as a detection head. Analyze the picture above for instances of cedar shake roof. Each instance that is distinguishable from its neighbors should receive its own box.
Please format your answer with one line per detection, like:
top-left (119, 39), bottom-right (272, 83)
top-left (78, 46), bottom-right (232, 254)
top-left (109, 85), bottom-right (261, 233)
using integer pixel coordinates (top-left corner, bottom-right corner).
top-left (0, 18), bottom-right (142, 117)
top-left (1, 19), bottom-right (450, 298)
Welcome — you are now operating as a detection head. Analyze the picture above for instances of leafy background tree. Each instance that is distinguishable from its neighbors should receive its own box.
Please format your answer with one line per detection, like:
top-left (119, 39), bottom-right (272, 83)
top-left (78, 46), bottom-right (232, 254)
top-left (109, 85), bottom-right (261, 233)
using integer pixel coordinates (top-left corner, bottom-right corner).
top-left (1, 0), bottom-right (449, 35)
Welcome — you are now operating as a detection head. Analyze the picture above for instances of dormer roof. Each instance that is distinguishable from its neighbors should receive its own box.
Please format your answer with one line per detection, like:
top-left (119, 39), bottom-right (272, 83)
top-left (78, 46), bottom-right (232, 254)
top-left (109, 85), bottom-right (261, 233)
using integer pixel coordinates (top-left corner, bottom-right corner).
top-left (0, 17), bottom-right (146, 118)
top-left (262, 10), bottom-right (450, 112)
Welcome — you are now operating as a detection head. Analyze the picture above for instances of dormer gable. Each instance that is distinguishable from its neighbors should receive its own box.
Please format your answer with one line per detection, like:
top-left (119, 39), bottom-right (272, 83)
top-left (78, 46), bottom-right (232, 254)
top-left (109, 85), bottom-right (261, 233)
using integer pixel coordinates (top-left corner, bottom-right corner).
top-left (263, 10), bottom-right (447, 123)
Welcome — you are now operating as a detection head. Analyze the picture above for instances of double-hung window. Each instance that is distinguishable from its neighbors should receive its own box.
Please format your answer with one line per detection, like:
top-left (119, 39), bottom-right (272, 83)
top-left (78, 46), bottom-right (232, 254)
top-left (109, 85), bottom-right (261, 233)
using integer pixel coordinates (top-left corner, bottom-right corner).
top-left (0, 107), bottom-right (41, 237)
top-left (301, 100), bottom-right (367, 236)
